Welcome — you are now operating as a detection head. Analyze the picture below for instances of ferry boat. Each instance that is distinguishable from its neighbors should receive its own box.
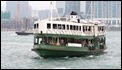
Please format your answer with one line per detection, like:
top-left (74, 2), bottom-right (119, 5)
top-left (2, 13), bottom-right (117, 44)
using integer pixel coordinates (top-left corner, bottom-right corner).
top-left (31, 11), bottom-right (106, 58)
top-left (16, 31), bottom-right (33, 35)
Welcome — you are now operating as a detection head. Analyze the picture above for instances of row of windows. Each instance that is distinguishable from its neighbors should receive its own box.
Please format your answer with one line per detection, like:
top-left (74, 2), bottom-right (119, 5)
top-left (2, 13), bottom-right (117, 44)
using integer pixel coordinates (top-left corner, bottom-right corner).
top-left (34, 23), bottom-right (104, 32)
top-left (47, 23), bottom-right (82, 31)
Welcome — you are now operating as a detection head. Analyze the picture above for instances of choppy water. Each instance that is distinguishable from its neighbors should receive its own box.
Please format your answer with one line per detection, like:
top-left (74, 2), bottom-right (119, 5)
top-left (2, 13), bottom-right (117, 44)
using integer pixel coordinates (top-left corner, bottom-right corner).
top-left (1, 31), bottom-right (121, 69)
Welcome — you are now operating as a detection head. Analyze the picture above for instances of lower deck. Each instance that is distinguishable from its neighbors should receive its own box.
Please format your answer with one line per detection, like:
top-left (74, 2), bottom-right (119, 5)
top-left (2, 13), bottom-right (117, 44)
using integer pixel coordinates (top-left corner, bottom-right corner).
top-left (32, 34), bottom-right (106, 57)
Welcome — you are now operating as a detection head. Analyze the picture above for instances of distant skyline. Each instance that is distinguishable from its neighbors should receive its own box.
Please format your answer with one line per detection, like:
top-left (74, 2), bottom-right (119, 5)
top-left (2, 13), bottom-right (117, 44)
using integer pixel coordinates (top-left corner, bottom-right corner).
top-left (1, 1), bottom-right (56, 11)
top-left (1, 1), bottom-right (85, 12)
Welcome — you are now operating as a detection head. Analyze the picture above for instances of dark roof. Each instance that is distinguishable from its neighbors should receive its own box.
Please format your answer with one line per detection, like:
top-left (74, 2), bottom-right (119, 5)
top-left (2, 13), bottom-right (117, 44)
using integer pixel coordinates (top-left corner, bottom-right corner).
top-left (70, 11), bottom-right (77, 15)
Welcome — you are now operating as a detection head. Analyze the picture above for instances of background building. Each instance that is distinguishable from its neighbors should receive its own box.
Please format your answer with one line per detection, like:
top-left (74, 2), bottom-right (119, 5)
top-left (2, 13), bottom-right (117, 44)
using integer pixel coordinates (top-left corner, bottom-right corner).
top-left (85, 1), bottom-right (121, 29)
top-left (1, 11), bottom-right (11, 19)
top-left (6, 1), bottom-right (31, 19)
top-left (56, 1), bottom-right (65, 17)
top-left (64, 1), bottom-right (81, 17)
top-left (56, 1), bottom-right (86, 18)
top-left (38, 9), bottom-right (57, 20)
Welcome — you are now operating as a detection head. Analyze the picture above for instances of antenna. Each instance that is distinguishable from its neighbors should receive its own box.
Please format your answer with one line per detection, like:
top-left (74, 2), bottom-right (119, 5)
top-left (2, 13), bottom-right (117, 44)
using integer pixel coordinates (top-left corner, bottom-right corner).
top-left (91, 1), bottom-right (94, 20)
top-left (55, 4), bottom-right (61, 21)
top-left (85, 2), bottom-right (91, 19)
top-left (49, 1), bottom-right (61, 21)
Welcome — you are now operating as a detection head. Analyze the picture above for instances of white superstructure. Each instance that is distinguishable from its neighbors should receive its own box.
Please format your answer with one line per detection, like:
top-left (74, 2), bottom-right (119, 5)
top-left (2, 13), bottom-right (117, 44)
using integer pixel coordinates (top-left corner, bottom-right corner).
top-left (34, 14), bottom-right (105, 37)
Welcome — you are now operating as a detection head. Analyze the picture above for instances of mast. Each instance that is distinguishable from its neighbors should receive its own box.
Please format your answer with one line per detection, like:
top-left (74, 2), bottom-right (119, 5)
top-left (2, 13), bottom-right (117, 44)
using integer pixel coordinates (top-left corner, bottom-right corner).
top-left (50, 1), bottom-right (52, 21)
top-left (49, 1), bottom-right (61, 21)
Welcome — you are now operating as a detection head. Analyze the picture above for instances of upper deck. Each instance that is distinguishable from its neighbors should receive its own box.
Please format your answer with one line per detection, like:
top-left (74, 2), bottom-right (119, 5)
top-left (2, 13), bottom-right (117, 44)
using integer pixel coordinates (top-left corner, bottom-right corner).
top-left (33, 15), bottom-right (106, 37)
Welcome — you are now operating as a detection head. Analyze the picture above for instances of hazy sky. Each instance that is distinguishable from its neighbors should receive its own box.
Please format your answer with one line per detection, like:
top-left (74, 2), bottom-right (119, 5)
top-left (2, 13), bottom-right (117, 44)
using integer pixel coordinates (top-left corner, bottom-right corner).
top-left (1, 1), bottom-right (56, 11)
top-left (1, 1), bottom-right (85, 12)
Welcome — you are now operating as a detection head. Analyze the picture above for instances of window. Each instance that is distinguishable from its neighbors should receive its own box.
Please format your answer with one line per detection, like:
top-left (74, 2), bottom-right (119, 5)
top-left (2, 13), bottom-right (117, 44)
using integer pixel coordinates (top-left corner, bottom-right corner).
top-left (73, 25), bottom-right (75, 30)
top-left (98, 26), bottom-right (101, 31)
top-left (76, 26), bottom-right (78, 30)
top-left (112, 20), bottom-right (116, 25)
top-left (118, 20), bottom-right (120, 25)
top-left (70, 25), bottom-right (73, 30)
top-left (99, 27), bottom-right (100, 31)
top-left (47, 23), bottom-right (51, 29)
top-left (83, 26), bottom-right (85, 32)
top-left (100, 27), bottom-right (102, 31)
top-left (37, 23), bottom-right (39, 28)
top-left (74, 26), bottom-right (76, 30)
top-left (79, 26), bottom-right (81, 31)
top-left (98, 26), bottom-right (104, 31)
top-left (34, 24), bottom-right (36, 29)
top-left (62, 24), bottom-right (65, 30)
top-left (87, 26), bottom-right (89, 31)
top-left (53, 24), bottom-right (57, 29)
top-left (106, 20), bottom-right (108, 24)
top-left (85, 26), bottom-right (87, 31)
top-left (39, 38), bottom-right (42, 44)
top-left (117, 20), bottom-right (119, 24)
top-left (34, 37), bottom-right (38, 44)
top-left (83, 26), bottom-right (87, 32)
top-left (67, 25), bottom-right (69, 30)
top-left (102, 26), bottom-right (104, 31)
top-left (101, 27), bottom-right (103, 31)
top-left (108, 20), bottom-right (111, 25)
top-left (88, 26), bottom-right (91, 31)
top-left (58, 24), bottom-right (61, 29)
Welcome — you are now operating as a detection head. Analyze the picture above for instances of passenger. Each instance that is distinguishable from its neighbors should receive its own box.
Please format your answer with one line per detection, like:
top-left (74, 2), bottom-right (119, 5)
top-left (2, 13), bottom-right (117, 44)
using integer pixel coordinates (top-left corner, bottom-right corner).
top-left (88, 41), bottom-right (93, 50)
top-left (48, 39), bottom-right (53, 45)
top-left (55, 38), bottom-right (60, 46)
top-left (82, 40), bottom-right (86, 47)
top-left (60, 39), bottom-right (64, 45)
top-left (88, 41), bottom-right (92, 47)
top-left (100, 38), bottom-right (104, 49)
top-left (100, 42), bottom-right (103, 49)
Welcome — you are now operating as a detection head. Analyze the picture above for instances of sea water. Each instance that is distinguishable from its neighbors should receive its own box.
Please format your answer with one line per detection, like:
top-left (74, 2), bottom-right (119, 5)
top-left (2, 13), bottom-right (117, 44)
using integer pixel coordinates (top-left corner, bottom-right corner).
top-left (1, 31), bottom-right (121, 69)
